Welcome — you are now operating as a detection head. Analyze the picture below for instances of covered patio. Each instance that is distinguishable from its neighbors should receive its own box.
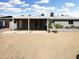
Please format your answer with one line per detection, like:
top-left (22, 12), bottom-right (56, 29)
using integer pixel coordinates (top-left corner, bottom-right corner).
top-left (13, 17), bottom-right (50, 31)
top-left (0, 16), bottom-right (52, 31)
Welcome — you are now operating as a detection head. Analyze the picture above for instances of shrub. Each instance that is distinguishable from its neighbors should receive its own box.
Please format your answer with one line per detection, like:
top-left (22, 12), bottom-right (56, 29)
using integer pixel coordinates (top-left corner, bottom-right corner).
top-left (71, 25), bottom-right (75, 28)
top-left (48, 19), bottom-right (52, 28)
top-left (48, 22), bottom-right (52, 28)
top-left (65, 26), bottom-right (70, 29)
top-left (74, 26), bottom-right (79, 29)
top-left (54, 24), bottom-right (63, 29)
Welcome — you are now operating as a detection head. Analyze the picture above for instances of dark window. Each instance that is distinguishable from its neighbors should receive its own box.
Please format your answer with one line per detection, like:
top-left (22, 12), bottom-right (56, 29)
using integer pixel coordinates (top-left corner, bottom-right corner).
top-left (76, 54), bottom-right (79, 59)
top-left (69, 20), bottom-right (73, 24)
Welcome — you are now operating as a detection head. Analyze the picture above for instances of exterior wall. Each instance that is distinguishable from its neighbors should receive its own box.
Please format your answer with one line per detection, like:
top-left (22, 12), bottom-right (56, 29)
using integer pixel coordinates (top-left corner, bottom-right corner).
top-left (9, 21), bottom-right (14, 30)
top-left (54, 21), bottom-right (69, 26)
top-left (9, 21), bottom-right (17, 30)
top-left (74, 21), bottom-right (79, 26)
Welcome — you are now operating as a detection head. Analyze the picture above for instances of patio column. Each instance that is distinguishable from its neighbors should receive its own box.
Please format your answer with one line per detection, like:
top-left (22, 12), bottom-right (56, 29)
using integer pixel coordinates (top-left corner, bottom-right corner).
top-left (47, 18), bottom-right (49, 32)
top-left (28, 18), bottom-right (30, 31)
top-left (12, 17), bottom-right (15, 31)
top-left (3, 20), bottom-right (5, 28)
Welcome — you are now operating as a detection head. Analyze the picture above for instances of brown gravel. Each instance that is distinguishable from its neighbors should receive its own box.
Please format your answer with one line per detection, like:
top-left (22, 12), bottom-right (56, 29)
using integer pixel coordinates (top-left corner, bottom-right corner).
top-left (0, 32), bottom-right (79, 59)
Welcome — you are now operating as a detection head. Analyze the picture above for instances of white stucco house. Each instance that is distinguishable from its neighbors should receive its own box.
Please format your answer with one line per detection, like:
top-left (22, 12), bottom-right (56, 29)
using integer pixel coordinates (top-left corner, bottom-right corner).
top-left (0, 16), bottom-right (79, 31)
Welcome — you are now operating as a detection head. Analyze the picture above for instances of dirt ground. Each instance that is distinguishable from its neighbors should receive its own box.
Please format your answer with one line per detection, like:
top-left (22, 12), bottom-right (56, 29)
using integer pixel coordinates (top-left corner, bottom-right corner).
top-left (0, 32), bottom-right (79, 59)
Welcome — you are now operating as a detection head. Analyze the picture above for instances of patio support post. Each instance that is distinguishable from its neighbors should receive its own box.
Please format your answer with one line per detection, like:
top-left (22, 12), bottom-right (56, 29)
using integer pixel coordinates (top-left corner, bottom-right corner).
top-left (47, 18), bottom-right (49, 32)
top-left (28, 18), bottom-right (30, 31)
top-left (3, 20), bottom-right (5, 28)
top-left (12, 17), bottom-right (14, 31)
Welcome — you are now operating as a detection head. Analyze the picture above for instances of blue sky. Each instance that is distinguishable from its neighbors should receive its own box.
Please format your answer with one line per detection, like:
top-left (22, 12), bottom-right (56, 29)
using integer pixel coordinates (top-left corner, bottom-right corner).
top-left (0, 0), bottom-right (79, 17)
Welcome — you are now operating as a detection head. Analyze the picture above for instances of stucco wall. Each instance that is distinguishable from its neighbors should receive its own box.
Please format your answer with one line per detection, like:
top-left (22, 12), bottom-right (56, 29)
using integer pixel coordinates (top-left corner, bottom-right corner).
top-left (74, 21), bottom-right (79, 26)
top-left (55, 21), bottom-right (69, 26)
top-left (9, 21), bottom-right (17, 30)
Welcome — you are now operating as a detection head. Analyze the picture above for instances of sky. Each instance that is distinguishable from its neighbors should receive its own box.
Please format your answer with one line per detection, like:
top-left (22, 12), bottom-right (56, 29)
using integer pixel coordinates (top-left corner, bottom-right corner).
top-left (0, 0), bottom-right (79, 17)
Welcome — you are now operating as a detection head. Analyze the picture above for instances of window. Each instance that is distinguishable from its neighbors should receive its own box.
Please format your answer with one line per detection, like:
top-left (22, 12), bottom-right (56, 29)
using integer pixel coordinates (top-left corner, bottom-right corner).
top-left (69, 20), bottom-right (73, 24)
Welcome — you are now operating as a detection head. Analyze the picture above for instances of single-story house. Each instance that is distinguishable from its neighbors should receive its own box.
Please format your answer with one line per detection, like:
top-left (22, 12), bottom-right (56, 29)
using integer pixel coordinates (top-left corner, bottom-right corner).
top-left (0, 16), bottom-right (79, 31)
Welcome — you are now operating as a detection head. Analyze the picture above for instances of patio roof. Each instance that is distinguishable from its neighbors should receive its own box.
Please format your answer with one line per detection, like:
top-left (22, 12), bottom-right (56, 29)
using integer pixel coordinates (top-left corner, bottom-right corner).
top-left (14, 16), bottom-right (53, 19)
top-left (0, 16), bottom-right (12, 20)
top-left (0, 16), bottom-right (79, 20)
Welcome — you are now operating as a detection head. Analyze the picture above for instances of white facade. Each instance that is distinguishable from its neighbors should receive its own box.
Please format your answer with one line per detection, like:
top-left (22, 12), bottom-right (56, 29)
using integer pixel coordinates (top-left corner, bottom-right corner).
top-left (9, 21), bottom-right (14, 30)
top-left (54, 21), bottom-right (79, 27)
top-left (74, 21), bottom-right (79, 26)
top-left (9, 21), bottom-right (17, 30)
top-left (54, 21), bottom-right (69, 26)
